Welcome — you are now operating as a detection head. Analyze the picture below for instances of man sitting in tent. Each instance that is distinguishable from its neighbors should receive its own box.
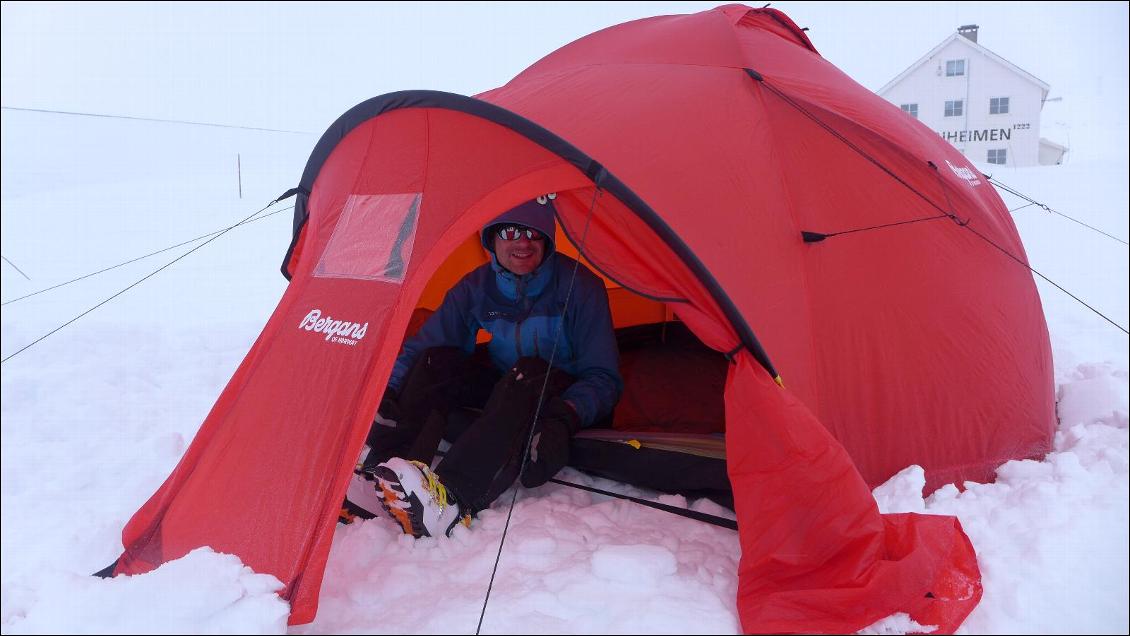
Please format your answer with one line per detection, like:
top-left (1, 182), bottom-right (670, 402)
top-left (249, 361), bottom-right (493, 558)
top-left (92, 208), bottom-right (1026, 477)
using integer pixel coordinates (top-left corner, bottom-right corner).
top-left (352, 197), bottom-right (622, 538)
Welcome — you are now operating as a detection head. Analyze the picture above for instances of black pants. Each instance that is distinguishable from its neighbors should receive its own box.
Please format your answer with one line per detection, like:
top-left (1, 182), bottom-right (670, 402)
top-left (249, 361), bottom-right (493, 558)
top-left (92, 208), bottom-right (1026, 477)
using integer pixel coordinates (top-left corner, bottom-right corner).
top-left (365, 346), bottom-right (574, 514)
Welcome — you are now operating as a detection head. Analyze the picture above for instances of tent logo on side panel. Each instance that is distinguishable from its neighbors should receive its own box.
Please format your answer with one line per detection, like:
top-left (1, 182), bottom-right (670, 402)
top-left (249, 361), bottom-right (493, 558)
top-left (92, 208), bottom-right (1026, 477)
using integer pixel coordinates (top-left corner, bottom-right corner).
top-left (298, 309), bottom-right (369, 346)
top-left (945, 159), bottom-right (983, 187)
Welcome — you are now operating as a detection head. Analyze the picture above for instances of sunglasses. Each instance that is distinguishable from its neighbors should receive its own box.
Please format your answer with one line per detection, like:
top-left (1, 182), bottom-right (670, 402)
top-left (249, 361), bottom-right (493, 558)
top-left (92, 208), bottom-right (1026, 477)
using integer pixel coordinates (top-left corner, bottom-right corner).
top-left (495, 225), bottom-right (545, 241)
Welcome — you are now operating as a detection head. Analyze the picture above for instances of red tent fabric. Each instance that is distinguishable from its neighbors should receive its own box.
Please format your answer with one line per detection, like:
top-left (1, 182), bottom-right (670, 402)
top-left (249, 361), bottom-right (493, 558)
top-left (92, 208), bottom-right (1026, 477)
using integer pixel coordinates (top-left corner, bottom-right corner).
top-left (112, 5), bottom-right (1054, 633)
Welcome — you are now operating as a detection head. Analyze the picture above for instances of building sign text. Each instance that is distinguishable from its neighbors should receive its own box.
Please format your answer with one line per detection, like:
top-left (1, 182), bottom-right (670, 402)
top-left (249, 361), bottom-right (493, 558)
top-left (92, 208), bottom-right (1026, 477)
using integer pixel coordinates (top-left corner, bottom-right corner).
top-left (938, 128), bottom-right (1015, 143)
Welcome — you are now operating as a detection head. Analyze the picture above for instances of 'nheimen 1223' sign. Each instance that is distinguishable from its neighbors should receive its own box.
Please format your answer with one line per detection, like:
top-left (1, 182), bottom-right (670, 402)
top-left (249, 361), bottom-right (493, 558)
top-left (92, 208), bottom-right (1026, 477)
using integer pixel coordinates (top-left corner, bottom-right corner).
top-left (938, 128), bottom-right (1013, 143)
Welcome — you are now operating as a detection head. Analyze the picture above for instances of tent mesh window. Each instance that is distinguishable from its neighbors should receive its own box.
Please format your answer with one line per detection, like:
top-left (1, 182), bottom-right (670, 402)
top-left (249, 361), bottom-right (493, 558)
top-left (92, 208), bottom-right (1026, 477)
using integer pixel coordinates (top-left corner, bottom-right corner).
top-left (315, 193), bottom-right (422, 282)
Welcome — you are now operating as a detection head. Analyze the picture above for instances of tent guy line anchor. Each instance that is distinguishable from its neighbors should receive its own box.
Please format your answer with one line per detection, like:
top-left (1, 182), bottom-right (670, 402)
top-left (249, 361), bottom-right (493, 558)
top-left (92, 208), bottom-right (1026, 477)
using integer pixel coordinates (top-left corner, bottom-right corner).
top-left (800, 213), bottom-right (952, 242)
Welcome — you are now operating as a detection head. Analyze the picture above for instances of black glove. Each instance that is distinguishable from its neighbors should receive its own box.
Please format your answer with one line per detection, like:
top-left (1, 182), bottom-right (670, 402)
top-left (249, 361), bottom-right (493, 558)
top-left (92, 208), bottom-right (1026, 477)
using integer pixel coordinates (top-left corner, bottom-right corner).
top-left (521, 397), bottom-right (581, 488)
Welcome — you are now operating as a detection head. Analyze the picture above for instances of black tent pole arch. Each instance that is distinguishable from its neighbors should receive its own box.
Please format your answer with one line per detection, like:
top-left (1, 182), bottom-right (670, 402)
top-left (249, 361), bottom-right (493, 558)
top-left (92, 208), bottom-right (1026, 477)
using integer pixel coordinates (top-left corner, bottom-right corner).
top-left (281, 90), bottom-right (782, 383)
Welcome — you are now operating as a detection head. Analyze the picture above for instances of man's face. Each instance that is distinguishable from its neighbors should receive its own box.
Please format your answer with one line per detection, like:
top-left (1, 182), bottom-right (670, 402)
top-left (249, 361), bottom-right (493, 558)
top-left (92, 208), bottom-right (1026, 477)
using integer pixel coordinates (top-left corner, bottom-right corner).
top-left (494, 225), bottom-right (547, 276)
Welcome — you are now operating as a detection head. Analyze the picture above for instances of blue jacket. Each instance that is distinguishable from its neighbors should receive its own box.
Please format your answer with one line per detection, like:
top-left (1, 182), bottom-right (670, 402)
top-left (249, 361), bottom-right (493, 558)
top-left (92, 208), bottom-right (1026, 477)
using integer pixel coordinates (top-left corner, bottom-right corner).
top-left (389, 252), bottom-right (622, 427)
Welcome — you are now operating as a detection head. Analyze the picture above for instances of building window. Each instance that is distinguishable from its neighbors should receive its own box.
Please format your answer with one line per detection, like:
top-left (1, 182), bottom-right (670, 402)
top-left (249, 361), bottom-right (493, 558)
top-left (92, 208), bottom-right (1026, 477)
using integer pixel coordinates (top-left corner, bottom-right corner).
top-left (900, 103), bottom-right (918, 118)
top-left (987, 149), bottom-right (1007, 164)
top-left (945, 59), bottom-right (966, 76)
top-left (944, 100), bottom-right (964, 117)
top-left (989, 97), bottom-right (1010, 114)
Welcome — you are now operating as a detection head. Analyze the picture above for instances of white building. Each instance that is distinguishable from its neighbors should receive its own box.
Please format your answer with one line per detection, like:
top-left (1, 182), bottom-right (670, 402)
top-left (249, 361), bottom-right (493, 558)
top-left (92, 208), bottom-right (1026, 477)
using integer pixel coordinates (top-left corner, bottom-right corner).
top-left (878, 25), bottom-right (1067, 167)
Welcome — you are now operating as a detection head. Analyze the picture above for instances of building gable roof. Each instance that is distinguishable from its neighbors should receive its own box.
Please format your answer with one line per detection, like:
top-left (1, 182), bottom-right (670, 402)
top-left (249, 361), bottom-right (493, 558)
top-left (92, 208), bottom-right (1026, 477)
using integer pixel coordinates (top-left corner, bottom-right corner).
top-left (878, 32), bottom-right (1050, 99)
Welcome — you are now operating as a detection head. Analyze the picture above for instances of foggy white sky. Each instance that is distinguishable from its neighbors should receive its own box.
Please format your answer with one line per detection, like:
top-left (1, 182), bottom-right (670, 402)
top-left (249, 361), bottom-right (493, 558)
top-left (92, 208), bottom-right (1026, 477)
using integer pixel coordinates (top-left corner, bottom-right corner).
top-left (2, 1), bottom-right (1126, 135)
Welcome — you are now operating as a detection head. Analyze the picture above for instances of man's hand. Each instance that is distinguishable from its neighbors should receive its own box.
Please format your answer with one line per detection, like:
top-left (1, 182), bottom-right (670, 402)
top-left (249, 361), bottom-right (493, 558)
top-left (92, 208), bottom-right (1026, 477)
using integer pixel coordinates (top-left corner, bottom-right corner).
top-left (521, 397), bottom-right (581, 488)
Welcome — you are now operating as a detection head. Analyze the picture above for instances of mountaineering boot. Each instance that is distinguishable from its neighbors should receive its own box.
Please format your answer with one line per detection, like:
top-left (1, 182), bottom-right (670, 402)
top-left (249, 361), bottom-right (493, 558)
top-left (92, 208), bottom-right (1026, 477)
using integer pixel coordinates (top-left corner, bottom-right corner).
top-left (339, 445), bottom-right (382, 523)
top-left (342, 470), bottom-right (384, 522)
top-left (372, 457), bottom-right (468, 537)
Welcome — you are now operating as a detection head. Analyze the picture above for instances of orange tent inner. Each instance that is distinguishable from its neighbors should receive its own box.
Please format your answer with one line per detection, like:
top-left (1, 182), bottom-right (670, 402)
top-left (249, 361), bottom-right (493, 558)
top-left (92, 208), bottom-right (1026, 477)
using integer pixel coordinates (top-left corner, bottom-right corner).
top-left (416, 228), bottom-right (676, 333)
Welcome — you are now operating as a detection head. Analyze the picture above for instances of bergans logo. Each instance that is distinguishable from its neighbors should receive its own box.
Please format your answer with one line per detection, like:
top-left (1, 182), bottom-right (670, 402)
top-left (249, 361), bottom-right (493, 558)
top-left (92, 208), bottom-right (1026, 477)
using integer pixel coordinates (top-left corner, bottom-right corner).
top-left (298, 309), bottom-right (368, 346)
top-left (945, 159), bottom-right (982, 187)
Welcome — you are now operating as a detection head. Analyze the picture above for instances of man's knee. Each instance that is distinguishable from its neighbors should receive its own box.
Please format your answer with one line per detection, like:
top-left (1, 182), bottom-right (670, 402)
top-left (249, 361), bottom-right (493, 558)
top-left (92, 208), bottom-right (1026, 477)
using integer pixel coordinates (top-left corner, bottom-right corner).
top-left (497, 357), bottom-right (575, 397)
top-left (488, 357), bottom-right (552, 401)
top-left (398, 346), bottom-right (470, 406)
top-left (401, 346), bottom-right (467, 383)
top-left (506, 356), bottom-right (550, 379)
top-left (419, 346), bottom-right (465, 369)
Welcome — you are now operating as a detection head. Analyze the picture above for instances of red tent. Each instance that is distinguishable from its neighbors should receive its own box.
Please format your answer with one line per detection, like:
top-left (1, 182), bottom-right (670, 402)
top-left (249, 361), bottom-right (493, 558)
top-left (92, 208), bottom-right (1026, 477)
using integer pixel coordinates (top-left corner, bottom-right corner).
top-left (111, 5), bottom-right (1054, 633)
